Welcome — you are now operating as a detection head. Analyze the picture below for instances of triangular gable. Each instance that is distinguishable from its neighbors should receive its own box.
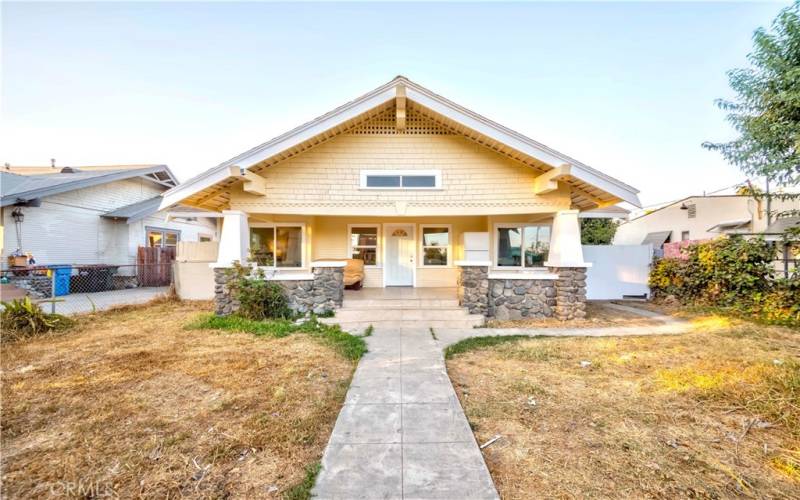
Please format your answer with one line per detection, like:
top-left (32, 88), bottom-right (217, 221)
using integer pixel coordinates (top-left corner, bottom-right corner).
top-left (161, 77), bottom-right (640, 210)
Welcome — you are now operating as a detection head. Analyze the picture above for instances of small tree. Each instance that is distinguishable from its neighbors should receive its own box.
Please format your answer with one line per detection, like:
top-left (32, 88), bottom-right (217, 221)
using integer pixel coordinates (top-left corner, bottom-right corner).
top-left (580, 218), bottom-right (618, 245)
top-left (703, 2), bottom-right (800, 225)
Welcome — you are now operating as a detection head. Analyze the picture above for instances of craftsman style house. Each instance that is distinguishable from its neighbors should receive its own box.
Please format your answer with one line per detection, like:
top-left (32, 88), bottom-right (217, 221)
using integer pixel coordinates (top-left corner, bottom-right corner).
top-left (161, 77), bottom-right (640, 319)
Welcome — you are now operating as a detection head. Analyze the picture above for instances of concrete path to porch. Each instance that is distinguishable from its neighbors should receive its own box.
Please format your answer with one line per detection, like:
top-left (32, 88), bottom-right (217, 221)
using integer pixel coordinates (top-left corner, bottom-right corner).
top-left (313, 302), bottom-right (692, 499)
top-left (312, 325), bottom-right (500, 500)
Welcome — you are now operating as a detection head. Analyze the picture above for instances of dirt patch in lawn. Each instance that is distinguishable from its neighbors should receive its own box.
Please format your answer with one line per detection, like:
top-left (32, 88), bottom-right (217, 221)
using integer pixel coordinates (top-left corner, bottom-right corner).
top-left (447, 319), bottom-right (800, 498)
top-left (486, 301), bottom-right (672, 329)
top-left (1, 301), bottom-right (356, 499)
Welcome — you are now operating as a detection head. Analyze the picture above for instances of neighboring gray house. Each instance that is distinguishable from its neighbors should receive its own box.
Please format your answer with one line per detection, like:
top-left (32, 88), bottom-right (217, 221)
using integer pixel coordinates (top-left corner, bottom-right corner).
top-left (1, 164), bottom-right (218, 267)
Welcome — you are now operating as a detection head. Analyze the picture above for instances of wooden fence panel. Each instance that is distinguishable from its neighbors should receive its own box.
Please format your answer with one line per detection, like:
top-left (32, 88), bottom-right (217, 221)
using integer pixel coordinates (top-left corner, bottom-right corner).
top-left (137, 247), bottom-right (176, 286)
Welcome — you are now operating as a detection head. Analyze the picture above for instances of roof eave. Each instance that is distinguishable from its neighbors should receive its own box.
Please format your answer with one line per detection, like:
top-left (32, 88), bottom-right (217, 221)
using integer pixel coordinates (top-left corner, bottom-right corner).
top-left (160, 76), bottom-right (641, 209)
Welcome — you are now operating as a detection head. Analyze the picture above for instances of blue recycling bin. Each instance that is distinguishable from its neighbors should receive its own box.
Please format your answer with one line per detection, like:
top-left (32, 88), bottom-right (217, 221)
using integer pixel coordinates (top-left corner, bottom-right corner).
top-left (50, 265), bottom-right (72, 296)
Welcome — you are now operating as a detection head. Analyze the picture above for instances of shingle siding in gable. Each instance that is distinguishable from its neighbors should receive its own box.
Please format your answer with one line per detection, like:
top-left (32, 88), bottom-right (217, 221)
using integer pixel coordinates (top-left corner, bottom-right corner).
top-left (229, 133), bottom-right (570, 214)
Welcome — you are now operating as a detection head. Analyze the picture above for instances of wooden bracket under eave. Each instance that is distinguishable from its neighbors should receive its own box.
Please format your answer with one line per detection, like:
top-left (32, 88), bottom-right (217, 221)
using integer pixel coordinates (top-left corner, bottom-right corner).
top-left (396, 84), bottom-right (407, 132)
top-left (533, 164), bottom-right (571, 194)
top-left (231, 165), bottom-right (267, 196)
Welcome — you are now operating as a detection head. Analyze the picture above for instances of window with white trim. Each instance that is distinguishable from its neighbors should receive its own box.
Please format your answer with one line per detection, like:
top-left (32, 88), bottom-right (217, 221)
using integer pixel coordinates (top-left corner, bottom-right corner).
top-left (349, 225), bottom-right (379, 267)
top-left (495, 224), bottom-right (551, 268)
top-left (249, 223), bottom-right (305, 268)
top-left (360, 170), bottom-right (441, 189)
top-left (420, 225), bottom-right (450, 266)
top-left (147, 227), bottom-right (180, 248)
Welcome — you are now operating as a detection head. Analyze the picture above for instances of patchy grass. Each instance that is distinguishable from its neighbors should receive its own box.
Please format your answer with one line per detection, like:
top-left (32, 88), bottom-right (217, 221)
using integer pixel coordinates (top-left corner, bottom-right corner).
top-left (444, 335), bottom-right (530, 359)
top-left (187, 314), bottom-right (367, 361)
top-left (1, 301), bottom-right (359, 499)
top-left (282, 462), bottom-right (321, 500)
top-left (361, 325), bottom-right (374, 338)
top-left (447, 319), bottom-right (800, 498)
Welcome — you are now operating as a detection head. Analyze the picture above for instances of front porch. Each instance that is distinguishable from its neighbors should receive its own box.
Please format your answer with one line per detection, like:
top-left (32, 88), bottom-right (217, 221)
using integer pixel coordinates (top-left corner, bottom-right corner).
top-left (210, 209), bottom-right (591, 320)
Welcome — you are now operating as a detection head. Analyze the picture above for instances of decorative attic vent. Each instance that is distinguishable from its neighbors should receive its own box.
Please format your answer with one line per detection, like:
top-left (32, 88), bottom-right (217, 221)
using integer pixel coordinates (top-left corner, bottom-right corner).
top-left (687, 204), bottom-right (696, 218)
top-left (350, 107), bottom-right (452, 135)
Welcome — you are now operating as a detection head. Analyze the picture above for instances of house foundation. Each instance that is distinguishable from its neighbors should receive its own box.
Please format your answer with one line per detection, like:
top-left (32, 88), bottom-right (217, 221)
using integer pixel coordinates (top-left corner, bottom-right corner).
top-left (213, 263), bottom-right (344, 317)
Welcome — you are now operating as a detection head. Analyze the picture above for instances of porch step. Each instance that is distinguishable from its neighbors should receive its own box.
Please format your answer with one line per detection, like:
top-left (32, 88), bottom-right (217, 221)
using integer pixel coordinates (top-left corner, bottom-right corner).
top-left (332, 307), bottom-right (477, 322)
top-left (340, 298), bottom-right (461, 309)
top-left (321, 316), bottom-right (485, 333)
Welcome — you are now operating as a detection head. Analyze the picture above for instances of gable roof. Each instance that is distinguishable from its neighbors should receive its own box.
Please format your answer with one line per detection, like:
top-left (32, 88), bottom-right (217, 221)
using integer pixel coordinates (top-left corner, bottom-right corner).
top-left (100, 196), bottom-right (163, 223)
top-left (1, 165), bottom-right (177, 207)
top-left (160, 76), bottom-right (640, 211)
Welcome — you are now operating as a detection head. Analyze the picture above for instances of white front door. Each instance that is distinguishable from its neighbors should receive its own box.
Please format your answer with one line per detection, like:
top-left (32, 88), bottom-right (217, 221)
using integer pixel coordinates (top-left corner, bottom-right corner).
top-left (385, 224), bottom-right (415, 286)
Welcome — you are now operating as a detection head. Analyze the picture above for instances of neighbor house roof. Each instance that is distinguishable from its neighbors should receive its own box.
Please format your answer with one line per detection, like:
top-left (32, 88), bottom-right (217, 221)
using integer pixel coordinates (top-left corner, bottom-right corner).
top-left (160, 76), bottom-right (641, 211)
top-left (707, 218), bottom-right (751, 234)
top-left (641, 231), bottom-right (672, 247)
top-left (0, 165), bottom-right (177, 207)
top-left (100, 196), bottom-right (163, 224)
top-left (763, 216), bottom-right (800, 239)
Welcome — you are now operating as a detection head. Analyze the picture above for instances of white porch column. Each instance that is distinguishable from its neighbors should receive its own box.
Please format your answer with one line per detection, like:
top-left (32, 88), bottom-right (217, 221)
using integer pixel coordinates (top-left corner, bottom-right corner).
top-left (544, 209), bottom-right (591, 268)
top-left (212, 210), bottom-right (250, 267)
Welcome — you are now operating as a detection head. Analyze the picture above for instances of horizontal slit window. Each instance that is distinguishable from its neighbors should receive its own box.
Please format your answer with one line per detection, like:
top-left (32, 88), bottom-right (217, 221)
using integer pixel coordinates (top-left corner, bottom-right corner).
top-left (366, 175), bottom-right (401, 188)
top-left (402, 175), bottom-right (436, 188)
top-left (361, 170), bottom-right (441, 189)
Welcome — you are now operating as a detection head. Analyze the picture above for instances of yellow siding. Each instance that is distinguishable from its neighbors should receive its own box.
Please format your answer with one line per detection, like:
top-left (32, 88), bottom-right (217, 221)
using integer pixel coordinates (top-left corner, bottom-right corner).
top-left (243, 214), bottom-right (557, 286)
top-left (305, 216), bottom-right (485, 287)
top-left (229, 133), bottom-right (571, 216)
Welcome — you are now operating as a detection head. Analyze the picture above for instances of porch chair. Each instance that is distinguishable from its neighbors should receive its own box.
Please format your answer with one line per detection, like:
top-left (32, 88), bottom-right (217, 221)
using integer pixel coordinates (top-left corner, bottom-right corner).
top-left (344, 259), bottom-right (365, 290)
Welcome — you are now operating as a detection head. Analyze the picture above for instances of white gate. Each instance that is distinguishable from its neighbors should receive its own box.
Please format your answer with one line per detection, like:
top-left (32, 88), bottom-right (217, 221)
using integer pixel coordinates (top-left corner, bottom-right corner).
top-left (582, 245), bottom-right (653, 300)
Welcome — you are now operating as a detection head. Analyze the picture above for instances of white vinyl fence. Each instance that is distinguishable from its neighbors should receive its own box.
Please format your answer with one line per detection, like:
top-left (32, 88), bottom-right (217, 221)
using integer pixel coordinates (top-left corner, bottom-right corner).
top-left (582, 244), bottom-right (653, 300)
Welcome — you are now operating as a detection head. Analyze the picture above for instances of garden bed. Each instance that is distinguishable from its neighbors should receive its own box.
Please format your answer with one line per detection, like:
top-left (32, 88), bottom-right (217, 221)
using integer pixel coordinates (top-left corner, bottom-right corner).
top-left (447, 317), bottom-right (799, 498)
top-left (1, 300), bottom-right (361, 498)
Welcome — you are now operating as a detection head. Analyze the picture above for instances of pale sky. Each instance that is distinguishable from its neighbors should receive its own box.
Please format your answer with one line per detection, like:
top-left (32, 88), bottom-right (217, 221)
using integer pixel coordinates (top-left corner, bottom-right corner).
top-left (1, 1), bottom-right (791, 207)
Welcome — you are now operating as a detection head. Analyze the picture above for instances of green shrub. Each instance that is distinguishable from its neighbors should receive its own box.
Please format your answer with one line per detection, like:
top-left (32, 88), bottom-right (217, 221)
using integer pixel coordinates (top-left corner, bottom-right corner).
top-left (751, 278), bottom-right (800, 326)
top-left (649, 237), bottom-right (799, 326)
top-left (226, 262), bottom-right (292, 321)
top-left (1, 297), bottom-right (72, 342)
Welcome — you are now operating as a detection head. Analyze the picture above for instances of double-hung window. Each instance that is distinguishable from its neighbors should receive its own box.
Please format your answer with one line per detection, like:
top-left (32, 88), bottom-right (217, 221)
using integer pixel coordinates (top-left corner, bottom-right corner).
top-left (147, 227), bottom-right (180, 248)
top-left (349, 225), bottom-right (379, 266)
top-left (249, 224), bottom-right (305, 268)
top-left (495, 224), bottom-right (551, 268)
top-left (420, 225), bottom-right (451, 266)
top-left (360, 170), bottom-right (441, 189)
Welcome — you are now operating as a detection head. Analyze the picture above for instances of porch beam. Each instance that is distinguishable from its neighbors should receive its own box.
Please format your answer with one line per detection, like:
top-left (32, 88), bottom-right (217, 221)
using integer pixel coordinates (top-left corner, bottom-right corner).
top-left (533, 164), bottom-right (571, 195)
top-left (240, 168), bottom-right (267, 196)
top-left (396, 84), bottom-right (407, 132)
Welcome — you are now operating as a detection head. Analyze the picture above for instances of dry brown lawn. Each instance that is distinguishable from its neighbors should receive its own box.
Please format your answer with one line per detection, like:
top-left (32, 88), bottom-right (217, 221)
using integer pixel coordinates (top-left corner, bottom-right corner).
top-left (447, 317), bottom-right (800, 499)
top-left (1, 300), bottom-right (356, 498)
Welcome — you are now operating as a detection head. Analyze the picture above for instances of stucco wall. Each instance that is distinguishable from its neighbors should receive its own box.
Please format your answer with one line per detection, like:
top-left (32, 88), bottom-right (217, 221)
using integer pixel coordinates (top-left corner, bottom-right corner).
top-left (614, 196), bottom-right (755, 245)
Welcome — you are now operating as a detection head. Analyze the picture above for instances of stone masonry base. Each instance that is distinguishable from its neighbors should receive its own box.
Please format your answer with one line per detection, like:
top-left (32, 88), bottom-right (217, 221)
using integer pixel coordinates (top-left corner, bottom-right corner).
top-left (214, 266), bottom-right (344, 316)
top-left (458, 266), bottom-right (587, 321)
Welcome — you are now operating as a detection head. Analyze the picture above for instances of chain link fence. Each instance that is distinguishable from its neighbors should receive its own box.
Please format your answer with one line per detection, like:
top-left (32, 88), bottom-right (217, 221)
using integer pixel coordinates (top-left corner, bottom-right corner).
top-left (1, 263), bottom-right (173, 315)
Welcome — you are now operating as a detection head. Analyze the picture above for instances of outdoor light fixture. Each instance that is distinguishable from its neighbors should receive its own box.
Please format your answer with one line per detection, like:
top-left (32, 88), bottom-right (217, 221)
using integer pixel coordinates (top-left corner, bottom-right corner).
top-left (11, 207), bottom-right (24, 223)
top-left (679, 203), bottom-right (689, 210)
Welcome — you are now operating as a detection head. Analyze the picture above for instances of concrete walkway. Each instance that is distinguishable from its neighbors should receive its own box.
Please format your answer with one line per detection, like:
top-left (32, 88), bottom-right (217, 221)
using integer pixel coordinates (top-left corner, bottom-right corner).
top-left (312, 326), bottom-right (500, 500)
top-left (314, 305), bottom-right (692, 499)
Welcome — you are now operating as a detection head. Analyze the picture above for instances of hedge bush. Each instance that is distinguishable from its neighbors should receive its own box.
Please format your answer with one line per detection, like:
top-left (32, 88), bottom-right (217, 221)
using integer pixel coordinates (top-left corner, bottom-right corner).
top-left (225, 263), bottom-right (292, 321)
top-left (649, 237), bottom-right (799, 326)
